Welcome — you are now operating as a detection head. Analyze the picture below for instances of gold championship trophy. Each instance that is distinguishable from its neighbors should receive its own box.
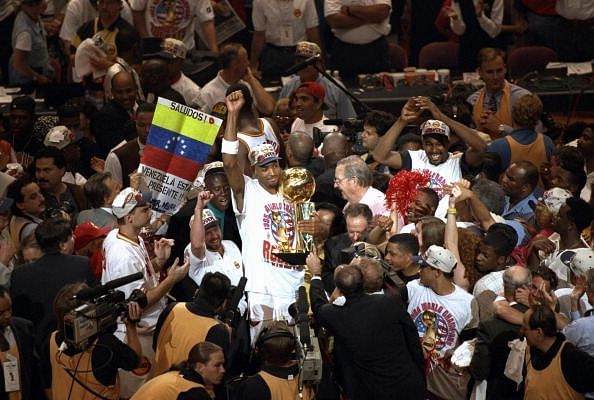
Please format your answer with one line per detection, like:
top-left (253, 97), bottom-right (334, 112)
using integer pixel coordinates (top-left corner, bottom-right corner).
top-left (273, 167), bottom-right (316, 265)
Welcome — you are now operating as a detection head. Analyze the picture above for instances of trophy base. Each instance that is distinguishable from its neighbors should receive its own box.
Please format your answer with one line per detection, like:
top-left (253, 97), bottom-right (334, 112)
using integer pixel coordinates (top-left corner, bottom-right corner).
top-left (273, 251), bottom-right (309, 266)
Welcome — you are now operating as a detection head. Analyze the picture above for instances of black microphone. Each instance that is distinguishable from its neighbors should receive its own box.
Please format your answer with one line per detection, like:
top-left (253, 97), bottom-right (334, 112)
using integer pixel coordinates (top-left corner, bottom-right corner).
top-left (296, 286), bottom-right (311, 347)
top-left (283, 55), bottom-right (320, 76)
top-left (75, 272), bottom-right (144, 301)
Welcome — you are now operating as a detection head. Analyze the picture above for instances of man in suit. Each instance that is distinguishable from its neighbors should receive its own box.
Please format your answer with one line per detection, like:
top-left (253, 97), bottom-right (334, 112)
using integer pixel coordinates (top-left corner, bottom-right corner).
top-left (469, 266), bottom-right (531, 400)
top-left (0, 285), bottom-right (43, 399)
top-left (308, 261), bottom-right (426, 399)
top-left (77, 171), bottom-right (120, 228)
top-left (10, 218), bottom-right (95, 349)
top-left (324, 203), bottom-right (373, 270)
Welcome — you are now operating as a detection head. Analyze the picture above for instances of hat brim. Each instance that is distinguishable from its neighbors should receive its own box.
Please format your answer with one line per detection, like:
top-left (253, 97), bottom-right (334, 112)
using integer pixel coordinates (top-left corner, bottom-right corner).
top-left (253, 156), bottom-right (282, 168)
top-left (204, 167), bottom-right (225, 179)
top-left (412, 255), bottom-right (431, 268)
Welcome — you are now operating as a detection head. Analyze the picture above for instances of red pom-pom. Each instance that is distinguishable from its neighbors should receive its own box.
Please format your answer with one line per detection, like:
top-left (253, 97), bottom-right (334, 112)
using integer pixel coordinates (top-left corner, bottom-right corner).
top-left (385, 170), bottom-right (432, 223)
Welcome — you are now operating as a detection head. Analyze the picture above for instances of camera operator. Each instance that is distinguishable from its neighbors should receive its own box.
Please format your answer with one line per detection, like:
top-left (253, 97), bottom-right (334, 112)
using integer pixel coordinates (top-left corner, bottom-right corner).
top-left (234, 321), bottom-right (313, 400)
top-left (153, 272), bottom-right (231, 375)
top-left (44, 282), bottom-right (143, 400)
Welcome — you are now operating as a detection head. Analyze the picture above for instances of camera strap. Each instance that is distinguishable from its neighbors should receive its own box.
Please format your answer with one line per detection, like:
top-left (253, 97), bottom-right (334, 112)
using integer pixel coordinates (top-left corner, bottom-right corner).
top-left (62, 365), bottom-right (112, 400)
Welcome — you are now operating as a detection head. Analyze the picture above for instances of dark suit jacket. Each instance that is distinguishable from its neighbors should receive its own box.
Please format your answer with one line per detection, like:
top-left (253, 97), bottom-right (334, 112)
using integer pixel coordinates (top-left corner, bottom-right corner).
top-left (10, 254), bottom-right (96, 349)
top-left (310, 279), bottom-right (426, 400)
top-left (312, 167), bottom-right (346, 210)
top-left (0, 318), bottom-right (44, 399)
top-left (90, 100), bottom-right (136, 158)
top-left (469, 303), bottom-right (528, 400)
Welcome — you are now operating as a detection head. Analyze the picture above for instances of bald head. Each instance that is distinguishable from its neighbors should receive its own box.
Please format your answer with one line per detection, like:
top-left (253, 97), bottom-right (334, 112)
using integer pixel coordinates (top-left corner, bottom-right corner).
top-left (288, 132), bottom-right (314, 163)
top-left (322, 132), bottom-right (349, 167)
top-left (111, 71), bottom-right (136, 110)
top-left (503, 265), bottom-right (532, 300)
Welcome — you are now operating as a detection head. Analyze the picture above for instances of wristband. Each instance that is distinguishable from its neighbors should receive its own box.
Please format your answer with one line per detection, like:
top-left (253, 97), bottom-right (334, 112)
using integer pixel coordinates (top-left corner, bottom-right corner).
top-left (447, 208), bottom-right (457, 215)
top-left (221, 139), bottom-right (239, 155)
top-left (132, 356), bottom-right (151, 376)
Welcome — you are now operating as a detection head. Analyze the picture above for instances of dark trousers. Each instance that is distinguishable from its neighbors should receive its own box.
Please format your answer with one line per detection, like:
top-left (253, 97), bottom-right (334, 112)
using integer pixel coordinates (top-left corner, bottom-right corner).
top-left (0, 12), bottom-right (15, 85)
top-left (330, 35), bottom-right (390, 86)
top-left (261, 43), bottom-right (296, 84)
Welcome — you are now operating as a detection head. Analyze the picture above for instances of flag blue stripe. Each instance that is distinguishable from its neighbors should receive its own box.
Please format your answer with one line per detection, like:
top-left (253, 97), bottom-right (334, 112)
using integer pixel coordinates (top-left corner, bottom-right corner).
top-left (146, 125), bottom-right (212, 164)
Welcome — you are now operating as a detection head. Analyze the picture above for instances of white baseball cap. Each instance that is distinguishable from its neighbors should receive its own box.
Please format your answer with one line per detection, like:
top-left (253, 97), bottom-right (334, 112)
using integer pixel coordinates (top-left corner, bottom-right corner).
top-left (112, 187), bottom-right (152, 218)
top-left (413, 245), bottom-right (457, 273)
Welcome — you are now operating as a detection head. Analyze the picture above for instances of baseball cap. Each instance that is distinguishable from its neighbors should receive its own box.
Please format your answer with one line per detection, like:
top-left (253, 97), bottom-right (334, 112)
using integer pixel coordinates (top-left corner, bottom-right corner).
top-left (203, 161), bottom-right (225, 180)
top-left (44, 126), bottom-right (75, 150)
top-left (144, 38), bottom-right (187, 60)
top-left (74, 221), bottom-right (112, 251)
top-left (249, 143), bottom-right (281, 167)
top-left (10, 96), bottom-right (35, 115)
top-left (421, 120), bottom-right (450, 138)
top-left (568, 248), bottom-right (594, 277)
top-left (295, 41), bottom-right (321, 59)
top-left (202, 208), bottom-right (219, 230)
top-left (295, 82), bottom-right (326, 103)
top-left (413, 245), bottom-right (457, 273)
top-left (0, 198), bottom-right (13, 214)
top-left (542, 187), bottom-right (572, 215)
top-left (112, 187), bottom-right (152, 218)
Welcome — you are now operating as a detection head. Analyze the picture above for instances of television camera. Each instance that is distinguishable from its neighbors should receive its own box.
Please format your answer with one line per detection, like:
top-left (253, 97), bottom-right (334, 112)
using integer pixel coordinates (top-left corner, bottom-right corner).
top-left (64, 272), bottom-right (147, 352)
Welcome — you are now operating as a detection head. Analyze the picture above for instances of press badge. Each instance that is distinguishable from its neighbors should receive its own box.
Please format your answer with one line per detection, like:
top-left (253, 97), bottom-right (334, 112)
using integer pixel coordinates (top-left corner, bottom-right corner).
top-left (280, 24), bottom-right (294, 46)
top-left (3, 354), bottom-right (20, 392)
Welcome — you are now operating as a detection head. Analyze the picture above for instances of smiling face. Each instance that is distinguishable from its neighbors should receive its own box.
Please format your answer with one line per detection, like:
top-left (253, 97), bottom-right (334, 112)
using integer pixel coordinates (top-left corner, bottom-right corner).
top-left (407, 191), bottom-right (435, 223)
top-left (294, 92), bottom-right (320, 122)
top-left (205, 174), bottom-right (230, 212)
top-left (422, 135), bottom-right (449, 165)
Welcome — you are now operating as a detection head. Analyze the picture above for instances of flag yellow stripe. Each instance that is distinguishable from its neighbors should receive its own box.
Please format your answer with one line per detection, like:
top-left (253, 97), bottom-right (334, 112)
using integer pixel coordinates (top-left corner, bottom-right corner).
top-left (152, 98), bottom-right (221, 145)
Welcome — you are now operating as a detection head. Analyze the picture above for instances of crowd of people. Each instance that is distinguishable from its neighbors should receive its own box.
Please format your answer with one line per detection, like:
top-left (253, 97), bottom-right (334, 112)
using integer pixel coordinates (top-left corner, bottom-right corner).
top-left (0, 0), bottom-right (593, 399)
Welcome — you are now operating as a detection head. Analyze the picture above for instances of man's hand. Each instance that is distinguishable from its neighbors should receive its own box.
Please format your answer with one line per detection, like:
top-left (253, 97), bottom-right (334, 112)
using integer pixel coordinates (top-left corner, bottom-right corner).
top-left (400, 98), bottom-right (423, 123)
top-left (475, 0), bottom-right (484, 16)
top-left (0, 240), bottom-right (15, 266)
top-left (90, 157), bottom-right (105, 173)
top-left (298, 217), bottom-right (326, 240)
top-left (372, 215), bottom-right (394, 233)
top-left (478, 111), bottom-right (502, 133)
top-left (225, 90), bottom-right (245, 115)
top-left (416, 97), bottom-right (442, 119)
top-left (154, 238), bottom-right (174, 263)
top-left (167, 257), bottom-right (190, 283)
top-left (530, 237), bottom-right (556, 257)
top-left (306, 246), bottom-right (322, 276)
top-left (124, 301), bottom-right (142, 327)
top-left (195, 190), bottom-right (213, 211)
top-left (571, 275), bottom-right (587, 304)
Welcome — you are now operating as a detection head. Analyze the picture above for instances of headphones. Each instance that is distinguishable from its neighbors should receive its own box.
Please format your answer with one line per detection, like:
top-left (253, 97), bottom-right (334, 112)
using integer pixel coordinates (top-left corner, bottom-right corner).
top-left (255, 326), bottom-right (296, 351)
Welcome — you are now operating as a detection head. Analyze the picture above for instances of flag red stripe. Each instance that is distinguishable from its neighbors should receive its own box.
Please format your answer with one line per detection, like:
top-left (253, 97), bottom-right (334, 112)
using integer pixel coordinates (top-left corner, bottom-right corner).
top-left (141, 144), bottom-right (201, 181)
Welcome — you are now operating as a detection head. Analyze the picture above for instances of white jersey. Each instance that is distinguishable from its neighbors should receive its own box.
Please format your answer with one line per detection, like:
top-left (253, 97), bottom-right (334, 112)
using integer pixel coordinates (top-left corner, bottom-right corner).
top-left (130, 0), bottom-right (214, 50)
top-left (102, 229), bottom-right (165, 332)
top-left (408, 150), bottom-right (463, 219)
top-left (184, 240), bottom-right (243, 287)
top-left (233, 176), bottom-right (304, 320)
top-left (238, 118), bottom-right (281, 156)
top-left (407, 279), bottom-right (477, 365)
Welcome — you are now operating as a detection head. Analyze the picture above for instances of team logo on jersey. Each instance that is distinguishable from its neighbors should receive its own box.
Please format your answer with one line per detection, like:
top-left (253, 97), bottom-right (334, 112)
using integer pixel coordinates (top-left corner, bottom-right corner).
top-left (421, 169), bottom-right (448, 199)
top-left (294, 8), bottom-right (302, 18)
top-left (410, 302), bottom-right (458, 368)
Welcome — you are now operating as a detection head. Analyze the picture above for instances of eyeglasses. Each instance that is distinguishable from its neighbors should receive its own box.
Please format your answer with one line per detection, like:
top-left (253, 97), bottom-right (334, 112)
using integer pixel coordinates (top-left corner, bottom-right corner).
top-left (333, 176), bottom-right (351, 184)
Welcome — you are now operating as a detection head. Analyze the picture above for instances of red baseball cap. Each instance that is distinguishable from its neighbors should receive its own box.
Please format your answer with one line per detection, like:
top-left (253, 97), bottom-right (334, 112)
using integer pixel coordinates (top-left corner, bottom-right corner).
top-left (74, 222), bottom-right (112, 251)
top-left (295, 82), bottom-right (326, 103)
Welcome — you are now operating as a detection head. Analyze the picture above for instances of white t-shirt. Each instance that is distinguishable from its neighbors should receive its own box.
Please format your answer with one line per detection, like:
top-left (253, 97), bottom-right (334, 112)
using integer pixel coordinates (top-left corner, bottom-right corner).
top-left (324, 0), bottom-right (391, 44)
top-left (252, 0), bottom-right (319, 46)
top-left (172, 72), bottom-right (202, 107)
top-left (102, 229), bottom-right (166, 332)
top-left (350, 186), bottom-right (390, 217)
top-left (472, 270), bottom-right (505, 296)
top-left (130, 0), bottom-right (214, 50)
top-left (408, 150), bottom-right (463, 219)
top-left (196, 72), bottom-right (256, 113)
top-left (185, 240), bottom-right (243, 287)
top-left (407, 279), bottom-right (477, 364)
top-left (290, 116), bottom-right (338, 139)
top-left (233, 176), bottom-right (304, 320)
